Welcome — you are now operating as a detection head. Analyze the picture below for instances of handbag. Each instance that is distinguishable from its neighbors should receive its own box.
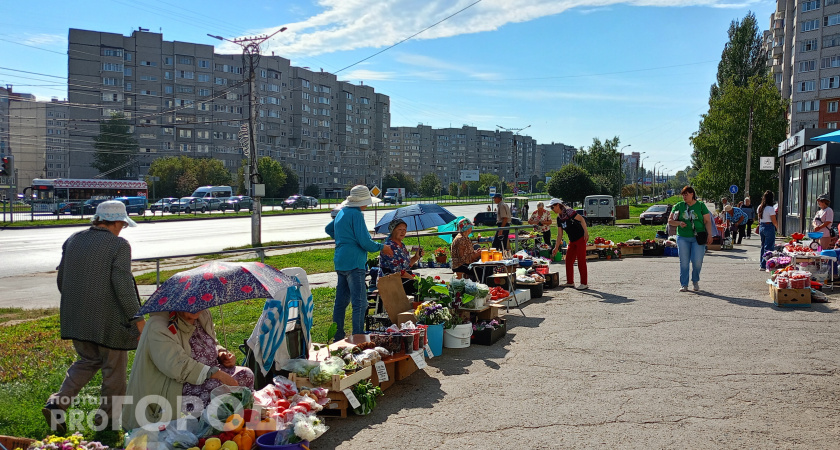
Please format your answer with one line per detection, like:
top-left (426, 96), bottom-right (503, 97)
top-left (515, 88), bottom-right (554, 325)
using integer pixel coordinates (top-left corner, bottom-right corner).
top-left (686, 205), bottom-right (708, 245)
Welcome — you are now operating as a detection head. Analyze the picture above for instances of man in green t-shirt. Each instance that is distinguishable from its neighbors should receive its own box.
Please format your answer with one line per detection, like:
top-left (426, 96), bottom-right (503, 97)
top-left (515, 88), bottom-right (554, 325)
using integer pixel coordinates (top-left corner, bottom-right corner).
top-left (668, 186), bottom-right (713, 293)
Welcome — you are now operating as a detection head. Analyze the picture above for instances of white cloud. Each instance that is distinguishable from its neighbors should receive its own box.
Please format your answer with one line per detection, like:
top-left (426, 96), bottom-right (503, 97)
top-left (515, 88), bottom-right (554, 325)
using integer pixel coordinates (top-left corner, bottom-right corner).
top-left (22, 33), bottom-right (66, 47)
top-left (218, 0), bottom-right (761, 57)
top-left (340, 69), bottom-right (398, 81)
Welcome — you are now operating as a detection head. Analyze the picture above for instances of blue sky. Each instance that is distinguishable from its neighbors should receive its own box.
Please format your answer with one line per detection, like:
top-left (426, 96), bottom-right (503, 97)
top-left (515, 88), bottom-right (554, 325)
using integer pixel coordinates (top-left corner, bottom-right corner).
top-left (0, 0), bottom-right (773, 176)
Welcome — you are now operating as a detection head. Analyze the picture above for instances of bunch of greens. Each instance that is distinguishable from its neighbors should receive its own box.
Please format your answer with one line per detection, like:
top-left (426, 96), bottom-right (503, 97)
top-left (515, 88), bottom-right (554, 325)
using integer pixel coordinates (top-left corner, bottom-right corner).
top-left (414, 275), bottom-right (439, 300)
top-left (351, 379), bottom-right (383, 415)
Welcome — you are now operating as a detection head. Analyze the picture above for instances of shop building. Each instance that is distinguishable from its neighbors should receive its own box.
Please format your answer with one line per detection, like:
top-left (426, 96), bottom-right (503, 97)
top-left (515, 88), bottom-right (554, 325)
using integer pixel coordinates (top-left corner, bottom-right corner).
top-left (778, 128), bottom-right (840, 235)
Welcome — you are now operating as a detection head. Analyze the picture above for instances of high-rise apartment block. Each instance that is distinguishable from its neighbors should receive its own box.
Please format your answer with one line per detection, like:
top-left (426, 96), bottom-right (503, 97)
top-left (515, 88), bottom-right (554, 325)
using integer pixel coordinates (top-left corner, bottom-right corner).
top-left (766, 0), bottom-right (840, 133)
top-left (67, 28), bottom-right (389, 197)
top-left (538, 142), bottom-right (578, 175)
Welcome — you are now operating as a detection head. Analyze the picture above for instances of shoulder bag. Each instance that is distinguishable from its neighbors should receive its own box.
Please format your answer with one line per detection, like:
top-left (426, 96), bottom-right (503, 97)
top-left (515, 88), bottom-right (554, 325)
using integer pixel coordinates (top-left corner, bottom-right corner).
top-left (688, 204), bottom-right (708, 245)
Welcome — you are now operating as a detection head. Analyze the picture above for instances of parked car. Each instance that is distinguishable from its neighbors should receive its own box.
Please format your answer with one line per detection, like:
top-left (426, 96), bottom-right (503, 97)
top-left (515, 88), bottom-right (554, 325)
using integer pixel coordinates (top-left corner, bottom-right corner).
top-left (70, 198), bottom-right (108, 215)
top-left (301, 195), bottom-right (319, 207)
top-left (639, 204), bottom-right (673, 225)
top-left (57, 201), bottom-right (81, 214)
top-left (115, 196), bottom-right (147, 215)
top-left (282, 195), bottom-right (314, 210)
top-left (472, 211), bottom-right (522, 227)
top-left (150, 197), bottom-right (178, 213)
top-left (171, 197), bottom-right (208, 213)
top-left (224, 195), bottom-right (253, 212)
top-left (641, 196), bottom-right (651, 203)
top-left (331, 204), bottom-right (344, 219)
top-left (583, 195), bottom-right (616, 226)
top-left (191, 185), bottom-right (232, 211)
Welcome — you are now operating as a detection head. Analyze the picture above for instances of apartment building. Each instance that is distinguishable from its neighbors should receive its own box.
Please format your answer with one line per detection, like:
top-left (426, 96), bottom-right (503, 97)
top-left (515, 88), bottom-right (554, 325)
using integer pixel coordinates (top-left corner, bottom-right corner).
top-left (67, 28), bottom-right (389, 198)
top-left (767, 0), bottom-right (840, 133)
top-left (0, 87), bottom-right (9, 156)
top-left (9, 97), bottom-right (70, 190)
top-left (538, 142), bottom-right (577, 175)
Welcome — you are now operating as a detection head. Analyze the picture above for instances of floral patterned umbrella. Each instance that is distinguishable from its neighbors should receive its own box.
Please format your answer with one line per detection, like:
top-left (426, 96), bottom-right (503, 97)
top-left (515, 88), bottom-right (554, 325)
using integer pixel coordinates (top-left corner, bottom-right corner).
top-left (140, 261), bottom-right (300, 314)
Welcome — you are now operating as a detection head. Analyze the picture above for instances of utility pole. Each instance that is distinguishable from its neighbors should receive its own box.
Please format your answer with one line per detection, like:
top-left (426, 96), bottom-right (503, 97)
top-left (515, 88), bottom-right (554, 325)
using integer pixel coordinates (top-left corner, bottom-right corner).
top-left (209, 27), bottom-right (287, 247)
top-left (745, 107), bottom-right (754, 200)
top-left (497, 124), bottom-right (531, 195)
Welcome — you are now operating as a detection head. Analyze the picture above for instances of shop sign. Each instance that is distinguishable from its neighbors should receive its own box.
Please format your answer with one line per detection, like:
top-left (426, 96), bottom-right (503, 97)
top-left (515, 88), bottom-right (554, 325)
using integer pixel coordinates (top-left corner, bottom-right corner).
top-left (460, 170), bottom-right (479, 181)
top-left (804, 148), bottom-right (821, 164)
top-left (760, 157), bottom-right (775, 170)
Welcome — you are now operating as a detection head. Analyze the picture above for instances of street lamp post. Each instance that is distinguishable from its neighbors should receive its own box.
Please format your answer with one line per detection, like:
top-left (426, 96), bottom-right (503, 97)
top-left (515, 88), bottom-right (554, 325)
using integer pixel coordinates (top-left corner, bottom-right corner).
top-left (618, 144), bottom-right (630, 202)
top-left (652, 162), bottom-right (662, 199)
top-left (637, 156), bottom-right (649, 203)
top-left (497, 124), bottom-right (531, 195)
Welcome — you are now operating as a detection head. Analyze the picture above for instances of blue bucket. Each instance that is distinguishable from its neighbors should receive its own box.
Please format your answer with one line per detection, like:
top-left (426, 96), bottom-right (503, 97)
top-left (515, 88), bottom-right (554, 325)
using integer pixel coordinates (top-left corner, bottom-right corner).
top-left (256, 432), bottom-right (310, 450)
top-left (425, 322), bottom-right (444, 357)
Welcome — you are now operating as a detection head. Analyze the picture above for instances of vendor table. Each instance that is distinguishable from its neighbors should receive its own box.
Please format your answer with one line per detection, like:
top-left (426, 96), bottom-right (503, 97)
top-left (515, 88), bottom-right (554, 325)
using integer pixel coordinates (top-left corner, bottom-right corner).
top-left (785, 252), bottom-right (837, 289)
top-left (468, 260), bottom-right (525, 316)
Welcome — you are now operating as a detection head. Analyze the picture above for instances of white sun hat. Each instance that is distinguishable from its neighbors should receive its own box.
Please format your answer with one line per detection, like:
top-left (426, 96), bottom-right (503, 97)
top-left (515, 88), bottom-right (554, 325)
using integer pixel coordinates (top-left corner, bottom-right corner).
top-left (341, 185), bottom-right (382, 208)
top-left (92, 200), bottom-right (137, 227)
top-left (547, 198), bottom-right (564, 208)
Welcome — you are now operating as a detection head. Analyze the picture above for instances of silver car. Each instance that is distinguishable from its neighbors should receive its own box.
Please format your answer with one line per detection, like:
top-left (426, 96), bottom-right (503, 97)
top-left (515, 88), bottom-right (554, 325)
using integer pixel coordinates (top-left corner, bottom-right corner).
top-left (171, 197), bottom-right (208, 213)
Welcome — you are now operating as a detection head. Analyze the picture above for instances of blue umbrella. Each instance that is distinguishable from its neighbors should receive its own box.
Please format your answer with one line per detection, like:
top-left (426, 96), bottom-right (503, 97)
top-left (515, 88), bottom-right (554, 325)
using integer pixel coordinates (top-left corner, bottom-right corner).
top-left (140, 261), bottom-right (300, 314)
top-left (812, 130), bottom-right (840, 142)
top-left (374, 203), bottom-right (457, 234)
top-left (436, 216), bottom-right (469, 244)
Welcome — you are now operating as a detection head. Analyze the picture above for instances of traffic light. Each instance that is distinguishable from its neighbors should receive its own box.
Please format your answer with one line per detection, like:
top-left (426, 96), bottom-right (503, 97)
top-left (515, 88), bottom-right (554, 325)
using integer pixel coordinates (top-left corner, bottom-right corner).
top-left (0, 155), bottom-right (11, 177)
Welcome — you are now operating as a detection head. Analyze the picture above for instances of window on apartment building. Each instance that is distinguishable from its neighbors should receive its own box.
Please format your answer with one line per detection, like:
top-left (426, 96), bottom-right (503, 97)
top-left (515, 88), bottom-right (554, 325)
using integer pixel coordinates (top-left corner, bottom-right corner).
top-left (828, 122), bottom-right (838, 129)
top-left (177, 70), bottom-right (195, 79)
top-left (102, 48), bottom-right (123, 57)
top-left (197, 74), bottom-right (210, 82)
top-left (140, 75), bottom-right (158, 81)
top-left (826, 13), bottom-right (840, 27)
top-left (179, 144), bottom-right (191, 152)
top-left (803, 19), bottom-right (820, 32)
top-left (198, 59), bottom-right (209, 68)
top-left (140, 60), bottom-right (158, 67)
top-left (821, 55), bottom-right (840, 68)
top-left (102, 63), bottom-right (123, 72)
top-left (803, 0), bottom-right (821, 11)
top-left (125, 82), bottom-right (132, 92)
top-left (797, 100), bottom-right (820, 112)
top-left (124, 52), bottom-right (132, 61)
top-left (198, 88), bottom-right (210, 96)
top-left (830, 101), bottom-right (839, 112)
top-left (163, 86), bottom-right (173, 94)
top-left (215, 77), bottom-right (228, 85)
top-left (800, 80), bottom-right (817, 92)
top-left (124, 67), bottom-right (132, 76)
top-left (102, 77), bottom-right (123, 86)
top-left (828, 0), bottom-right (840, 5)
top-left (164, 57), bottom-right (172, 65)
top-left (825, 33), bottom-right (840, 48)
top-left (802, 38), bottom-right (819, 52)
top-left (178, 129), bottom-right (192, 138)
top-left (177, 56), bottom-right (193, 65)
top-left (177, 86), bottom-right (194, 94)
top-left (822, 76), bottom-right (840, 89)
top-left (301, 79), bottom-right (310, 88)
top-left (799, 60), bottom-right (817, 72)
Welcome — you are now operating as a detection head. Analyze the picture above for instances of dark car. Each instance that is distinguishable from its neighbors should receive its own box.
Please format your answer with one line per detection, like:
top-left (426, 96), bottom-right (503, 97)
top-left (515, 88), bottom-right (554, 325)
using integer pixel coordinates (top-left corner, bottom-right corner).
top-left (282, 195), bottom-right (311, 210)
top-left (70, 198), bottom-right (108, 215)
top-left (171, 197), bottom-right (208, 213)
top-left (224, 195), bottom-right (253, 212)
top-left (115, 196), bottom-right (147, 215)
top-left (639, 204), bottom-right (673, 225)
top-left (57, 201), bottom-right (81, 214)
top-left (150, 197), bottom-right (178, 213)
top-left (472, 211), bottom-right (523, 227)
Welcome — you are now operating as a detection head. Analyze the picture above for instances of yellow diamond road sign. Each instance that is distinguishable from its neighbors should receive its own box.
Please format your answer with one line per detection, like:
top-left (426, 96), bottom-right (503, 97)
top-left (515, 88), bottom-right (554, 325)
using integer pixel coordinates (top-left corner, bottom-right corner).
top-left (371, 186), bottom-right (381, 197)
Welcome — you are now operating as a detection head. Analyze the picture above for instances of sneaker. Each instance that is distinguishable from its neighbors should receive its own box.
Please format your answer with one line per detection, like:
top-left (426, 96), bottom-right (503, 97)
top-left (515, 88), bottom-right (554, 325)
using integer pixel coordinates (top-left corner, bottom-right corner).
top-left (693, 283), bottom-right (700, 292)
top-left (563, 283), bottom-right (575, 288)
top-left (679, 286), bottom-right (688, 292)
top-left (576, 284), bottom-right (589, 290)
top-left (42, 404), bottom-right (66, 434)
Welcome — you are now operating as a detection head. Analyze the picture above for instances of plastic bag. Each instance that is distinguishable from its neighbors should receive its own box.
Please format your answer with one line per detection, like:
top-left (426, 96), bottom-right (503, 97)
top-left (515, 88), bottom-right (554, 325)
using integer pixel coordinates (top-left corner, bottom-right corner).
top-left (163, 428), bottom-right (198, 449)
top-left (272, 375), bottom-right (299, 398)
top-left (399, 320), bottom-right (416, 330)
top-left (373, 346), bottom-right (391, 357)
top-left (282, 358), bottom-right (320, 378)
top-left (308, 356), bottom-right (344, 386)
top-left (208, 386), bottom-right (254, 422)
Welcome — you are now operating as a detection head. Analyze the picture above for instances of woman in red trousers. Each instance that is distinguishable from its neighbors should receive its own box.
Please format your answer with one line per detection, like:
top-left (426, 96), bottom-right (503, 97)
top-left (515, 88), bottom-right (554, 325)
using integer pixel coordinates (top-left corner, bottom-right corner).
top-left (549, 198), bottom-right (590, 290)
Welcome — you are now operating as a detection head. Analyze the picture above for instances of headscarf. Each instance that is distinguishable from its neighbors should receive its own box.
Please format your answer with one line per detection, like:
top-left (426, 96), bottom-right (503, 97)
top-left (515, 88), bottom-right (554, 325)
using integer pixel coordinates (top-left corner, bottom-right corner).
top-left (388, 218), bottom-right (407, 235)
top-left (457, 218), bottom-right (473, 234)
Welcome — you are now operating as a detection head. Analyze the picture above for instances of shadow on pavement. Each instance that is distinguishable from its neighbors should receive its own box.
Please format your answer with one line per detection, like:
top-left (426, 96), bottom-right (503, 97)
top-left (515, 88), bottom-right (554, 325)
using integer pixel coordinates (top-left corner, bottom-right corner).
top-left (695, 291), bottom-right (836, 313)
top-left (577, 289), bottom-right (635, 304)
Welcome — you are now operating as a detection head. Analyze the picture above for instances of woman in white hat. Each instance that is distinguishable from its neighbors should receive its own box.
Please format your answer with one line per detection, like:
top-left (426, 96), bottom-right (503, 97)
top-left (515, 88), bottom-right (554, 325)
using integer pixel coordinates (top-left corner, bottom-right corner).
top-left (813, 194), bottom-right (834, 250)
top-left (326, 185), bottom-right (394, 340)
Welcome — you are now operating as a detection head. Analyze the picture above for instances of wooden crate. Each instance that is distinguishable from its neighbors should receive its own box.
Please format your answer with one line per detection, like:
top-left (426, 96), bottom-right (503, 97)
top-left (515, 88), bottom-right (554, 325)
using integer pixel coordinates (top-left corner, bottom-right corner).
top-left (396, 354), bottom-right (421, 380)
top-left (0, 436), bottom-right (35, 450)
top-left (370, 358), bottom-right (398, 391)
top-left (321, 391), bottom-right (350, 418)
top-left (288, 365), bottom-right (372, 392)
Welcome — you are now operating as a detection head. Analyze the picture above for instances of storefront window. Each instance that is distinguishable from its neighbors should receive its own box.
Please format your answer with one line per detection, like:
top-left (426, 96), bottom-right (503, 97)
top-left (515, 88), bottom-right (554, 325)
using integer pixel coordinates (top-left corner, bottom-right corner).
top-left (805, 167), bottom-right (830, 223)
top-left (788, 161), bottom-right (801, 215)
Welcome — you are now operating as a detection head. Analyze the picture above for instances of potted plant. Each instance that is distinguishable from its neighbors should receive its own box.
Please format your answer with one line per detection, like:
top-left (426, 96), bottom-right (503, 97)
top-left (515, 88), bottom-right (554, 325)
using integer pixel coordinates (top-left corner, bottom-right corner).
top-left (414, 275), bottom-right (441, 302)
top-left (434, 247), bottom-right (448, 263)
top-left (415, 301), bottom-right (452, 356)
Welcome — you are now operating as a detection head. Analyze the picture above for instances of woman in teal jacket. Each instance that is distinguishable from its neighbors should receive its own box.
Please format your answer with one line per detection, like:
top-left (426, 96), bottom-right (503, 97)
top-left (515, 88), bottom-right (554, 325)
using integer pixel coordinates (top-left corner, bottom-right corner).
top-left (326, 186), bottom-right (393, 339)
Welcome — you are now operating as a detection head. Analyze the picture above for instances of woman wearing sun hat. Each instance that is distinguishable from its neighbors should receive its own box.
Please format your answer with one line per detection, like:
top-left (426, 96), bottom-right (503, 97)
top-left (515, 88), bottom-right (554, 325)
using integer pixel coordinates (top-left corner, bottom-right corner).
top-left (44, 200), bottom-right (144, 432)
top-left (451, 218), bottom-right (482, 280)
top-left (326, 185), bottom-right (394, 340)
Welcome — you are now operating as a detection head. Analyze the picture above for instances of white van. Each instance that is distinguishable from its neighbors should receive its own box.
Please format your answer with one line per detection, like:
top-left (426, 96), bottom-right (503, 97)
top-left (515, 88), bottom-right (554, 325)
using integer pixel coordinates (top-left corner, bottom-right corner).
top-left (191, 185), bottom-right (232, 211)
top-left (583, 195), bottom-right (615, 226)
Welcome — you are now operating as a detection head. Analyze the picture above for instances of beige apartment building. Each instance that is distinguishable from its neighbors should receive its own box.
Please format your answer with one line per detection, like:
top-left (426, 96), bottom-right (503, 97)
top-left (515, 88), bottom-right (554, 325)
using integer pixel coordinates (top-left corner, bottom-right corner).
top-left (768, 0), bottom-right (840, 133)
top-left (9, 97), bottom-right (69, 191)
top-left (67, 28), bottom-right (389, 198)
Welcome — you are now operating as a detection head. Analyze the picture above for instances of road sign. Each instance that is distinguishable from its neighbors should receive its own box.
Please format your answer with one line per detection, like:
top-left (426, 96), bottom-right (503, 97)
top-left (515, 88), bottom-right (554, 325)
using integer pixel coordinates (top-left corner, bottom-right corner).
top-left (489, 186), bottom-right (496, 197)
top-left (729, 185), bottom-right (738, 194)
top-left (370, 185), bottom-right (381, 197)
top-left (460, 170), bottom-right (479, 182)
top-left (760, 157), bottom-right (775, 170)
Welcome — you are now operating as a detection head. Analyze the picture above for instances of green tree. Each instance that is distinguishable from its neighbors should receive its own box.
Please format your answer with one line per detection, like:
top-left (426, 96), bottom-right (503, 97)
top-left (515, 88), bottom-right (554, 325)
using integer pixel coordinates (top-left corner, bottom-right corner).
top-left (304, 184), bottom-right (320, 197)
top-left (535, 181), bottom-right (546, 193)
top-left (710, 12), bottom-right (767, 101)
top-left (419, 173), bottom-right (442, 197)
top-left (147, 156), bottom-right (232, 198)
top-left (278, 163), bottom-right (299, 198)
top-left (256, 157), bottom-right (287, 198)
top-left (574, 136), bottom-right (623, 197)
top-left (175, 171), bottom-right (197, 198)
top-left (690, 76), bottom-right (787, 201)
top-left (91, 113), bottom-right (138, 179)
top-left (470, 173), bottom-right (500, 196)
top-left (547, 164), bottom-right (595, 206)
top-left (382, 172), bottom-right (419, 194)
top-left (448, 182), bottom-right (459, 197)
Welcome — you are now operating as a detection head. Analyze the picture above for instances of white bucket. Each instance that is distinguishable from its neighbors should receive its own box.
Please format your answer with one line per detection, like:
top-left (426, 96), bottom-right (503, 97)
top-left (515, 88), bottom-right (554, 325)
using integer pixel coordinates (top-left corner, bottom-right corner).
top-left (474, 295), bottom-right (487, 308)
top-left (443, 323), bottom-right (473, 348)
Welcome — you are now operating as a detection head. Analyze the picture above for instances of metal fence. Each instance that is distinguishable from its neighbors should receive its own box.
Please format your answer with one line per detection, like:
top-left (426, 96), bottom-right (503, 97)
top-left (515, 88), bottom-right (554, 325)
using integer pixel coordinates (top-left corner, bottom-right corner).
top-left (0, 193), bottom-right (550, 224)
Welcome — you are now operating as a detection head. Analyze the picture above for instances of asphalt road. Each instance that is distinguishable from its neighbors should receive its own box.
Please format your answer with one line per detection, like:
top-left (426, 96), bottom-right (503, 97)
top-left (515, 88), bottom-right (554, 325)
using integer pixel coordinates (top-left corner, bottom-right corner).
top-left (0, 202), bottom-right (505, 278)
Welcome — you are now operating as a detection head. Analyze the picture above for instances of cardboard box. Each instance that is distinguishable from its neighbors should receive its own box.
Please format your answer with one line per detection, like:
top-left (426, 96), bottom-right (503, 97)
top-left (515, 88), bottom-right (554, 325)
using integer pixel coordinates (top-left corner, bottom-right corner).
top-left (769, 285), bottom-right (811, 307)
top-left (621, 246), bottom-right (643, 256)
top-left (707, 244), bottom-right (722, 251)
top-left (370, 359), bottom-right (397, 391)
top-left (478, 305), bottom-right (504, 320)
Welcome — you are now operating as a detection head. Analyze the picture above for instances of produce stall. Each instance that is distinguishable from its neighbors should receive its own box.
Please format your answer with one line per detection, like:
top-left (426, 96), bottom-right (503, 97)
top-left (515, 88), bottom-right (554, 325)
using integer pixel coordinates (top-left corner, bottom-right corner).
top-left (764, 233), bottom-right (836, 307)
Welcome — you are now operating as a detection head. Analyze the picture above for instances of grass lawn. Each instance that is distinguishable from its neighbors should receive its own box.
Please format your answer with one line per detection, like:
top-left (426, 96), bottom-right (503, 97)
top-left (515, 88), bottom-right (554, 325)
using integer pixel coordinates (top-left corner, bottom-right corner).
top-left (0, 287), bottom-right (344, 446)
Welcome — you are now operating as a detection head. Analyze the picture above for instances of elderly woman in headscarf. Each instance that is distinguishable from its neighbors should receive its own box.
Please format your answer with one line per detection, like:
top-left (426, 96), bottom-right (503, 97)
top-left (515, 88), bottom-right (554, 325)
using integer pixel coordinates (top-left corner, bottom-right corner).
top-left (451, 218), bottom-right (483, 280)
top-left (379, 218), bottom-right (423, 294)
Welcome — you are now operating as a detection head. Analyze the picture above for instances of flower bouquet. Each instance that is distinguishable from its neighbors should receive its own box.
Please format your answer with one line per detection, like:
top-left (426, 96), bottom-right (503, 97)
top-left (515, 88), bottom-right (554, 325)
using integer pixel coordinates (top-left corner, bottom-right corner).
top-left (26, 434), bottom-right (107, 450)
top-left (414, 301), bottom-right (452, 326)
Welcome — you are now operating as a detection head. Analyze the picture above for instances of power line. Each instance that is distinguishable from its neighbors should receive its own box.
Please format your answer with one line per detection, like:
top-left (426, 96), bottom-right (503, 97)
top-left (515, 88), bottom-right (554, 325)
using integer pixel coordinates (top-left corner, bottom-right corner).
top-left (334, 0), bottom-right (485, 74)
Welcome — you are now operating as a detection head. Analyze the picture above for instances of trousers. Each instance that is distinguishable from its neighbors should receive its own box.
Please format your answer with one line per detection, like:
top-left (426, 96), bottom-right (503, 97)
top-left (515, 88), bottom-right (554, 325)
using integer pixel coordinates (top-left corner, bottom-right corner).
top-left (565, 237), bottom-right (588, 285)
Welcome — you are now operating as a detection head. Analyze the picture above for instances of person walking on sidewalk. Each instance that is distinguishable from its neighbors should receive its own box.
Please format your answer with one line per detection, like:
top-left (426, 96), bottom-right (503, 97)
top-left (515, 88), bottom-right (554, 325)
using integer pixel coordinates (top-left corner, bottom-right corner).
top-left (550, 198), bottom-right (590, 290)
top-left (669, 186), bottom-right (713, 292)
top-left (724, 204), bottom-right (747, 244)
top-left (44, 201), bottom-right (145, 432)
top-left (758, 190), bottom-right (778, 270)
top-left (492, 193), bottom-right (511, 251)
top-left (741, 197), bottom-right (755, 239)
top-left (326, 185), bottom-right (393, 340)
